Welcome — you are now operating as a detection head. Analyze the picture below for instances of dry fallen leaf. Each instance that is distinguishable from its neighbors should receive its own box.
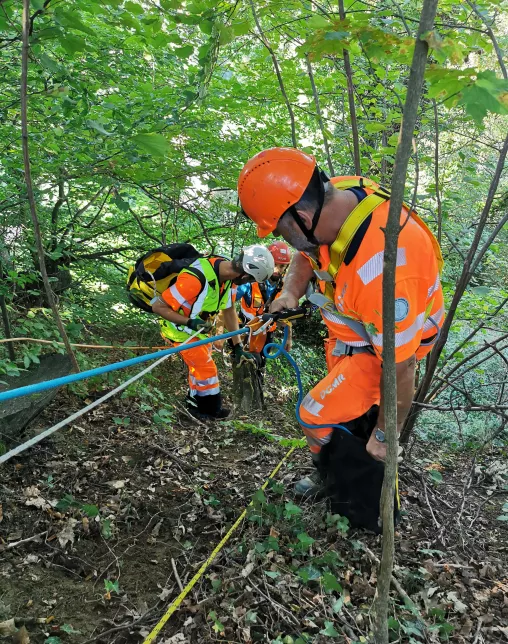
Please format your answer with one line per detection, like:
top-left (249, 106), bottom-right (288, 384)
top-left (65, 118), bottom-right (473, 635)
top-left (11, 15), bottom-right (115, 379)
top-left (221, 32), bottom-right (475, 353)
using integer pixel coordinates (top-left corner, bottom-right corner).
top-left (13, 625), bottom-right (30, 644)
top-left (0, 618), bottom-right (17, 636)
top-left (107, 480), bottom-right (126, 489)
top-left (241, 562), bottom-right (255, 578)
top-left (57, 518), bottom-right (78, 548)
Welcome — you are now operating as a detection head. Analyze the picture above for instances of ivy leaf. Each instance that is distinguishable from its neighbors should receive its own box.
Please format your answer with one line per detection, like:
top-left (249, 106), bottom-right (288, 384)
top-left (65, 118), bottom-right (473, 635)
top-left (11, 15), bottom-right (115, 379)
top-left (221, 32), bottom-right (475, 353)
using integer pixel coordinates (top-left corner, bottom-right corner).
top-left (296, 532), bottom-right (315, 551)
top-left (81, 504), bottom-right (99, 518)
top-left (322, 572), bottom-right (342, 593)
top-left (320, 621), bottom-right (340, 637)
top-left (429, 470), bottom-right (443, 483)
top-left (133, 133), bottom-right (171, 156)
top-left (284, 501), bottom-right (302, 518)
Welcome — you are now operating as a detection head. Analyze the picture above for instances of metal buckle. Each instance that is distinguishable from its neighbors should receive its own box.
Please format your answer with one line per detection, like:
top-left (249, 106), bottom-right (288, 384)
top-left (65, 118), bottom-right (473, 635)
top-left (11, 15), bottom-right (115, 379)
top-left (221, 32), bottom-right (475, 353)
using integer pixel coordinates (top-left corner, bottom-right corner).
top-left (313, 270), bottom-right (334, 282)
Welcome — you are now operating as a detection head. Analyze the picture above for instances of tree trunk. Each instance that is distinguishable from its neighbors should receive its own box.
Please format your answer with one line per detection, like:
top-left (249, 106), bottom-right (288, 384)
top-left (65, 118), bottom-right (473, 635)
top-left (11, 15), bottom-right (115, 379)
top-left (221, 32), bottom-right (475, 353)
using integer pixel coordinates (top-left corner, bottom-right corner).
top-left (21, 0), bottom-right (79, 373)
top-left (338, 0), bottom-right (361, 175)
top-left (233, 362), bottom-right (264, 414)
top-left (374, 0), bottom-right (438, 642)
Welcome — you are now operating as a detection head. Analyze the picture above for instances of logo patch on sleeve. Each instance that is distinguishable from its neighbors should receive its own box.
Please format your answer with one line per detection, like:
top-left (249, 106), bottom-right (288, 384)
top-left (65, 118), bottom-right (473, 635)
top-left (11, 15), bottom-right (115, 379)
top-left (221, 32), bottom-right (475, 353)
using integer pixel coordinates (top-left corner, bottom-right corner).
top-left (394, 298), bottom-right (409, 322)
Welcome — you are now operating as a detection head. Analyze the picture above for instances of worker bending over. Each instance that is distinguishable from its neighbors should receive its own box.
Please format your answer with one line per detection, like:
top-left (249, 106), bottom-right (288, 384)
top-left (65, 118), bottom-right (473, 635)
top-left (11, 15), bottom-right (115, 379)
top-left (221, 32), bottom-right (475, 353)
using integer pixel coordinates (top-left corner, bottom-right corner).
top-left (236, 241), bottom-right (292, 361)
top-left (238, 147), bottom-right (444, 531)
top-left (152, 246), bottom-right (274, 420)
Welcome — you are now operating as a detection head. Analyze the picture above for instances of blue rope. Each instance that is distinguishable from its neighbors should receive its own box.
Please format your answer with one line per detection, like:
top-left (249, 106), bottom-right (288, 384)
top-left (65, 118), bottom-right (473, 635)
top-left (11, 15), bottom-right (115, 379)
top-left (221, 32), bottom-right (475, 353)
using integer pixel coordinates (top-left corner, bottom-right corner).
top-left (0, 328), bottom-right (249, 403)
top-left (263, 326), bottom-right (352, 436)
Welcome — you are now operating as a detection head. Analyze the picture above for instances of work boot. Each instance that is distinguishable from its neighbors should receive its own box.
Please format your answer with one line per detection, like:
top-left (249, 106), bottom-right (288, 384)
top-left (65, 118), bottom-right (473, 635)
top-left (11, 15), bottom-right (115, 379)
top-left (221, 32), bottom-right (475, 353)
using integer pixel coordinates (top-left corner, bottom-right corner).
top-left (294, 455), bottom-right (326, 499)
top-left (186, 393), bottom-right (230, 421)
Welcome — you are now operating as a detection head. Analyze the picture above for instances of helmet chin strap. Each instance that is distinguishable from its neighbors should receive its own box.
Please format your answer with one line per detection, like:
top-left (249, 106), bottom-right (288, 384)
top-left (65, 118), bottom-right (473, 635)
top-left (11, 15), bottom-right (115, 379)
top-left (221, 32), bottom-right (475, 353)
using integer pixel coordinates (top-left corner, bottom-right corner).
top-left (288, 168), bottom-right (329, 246)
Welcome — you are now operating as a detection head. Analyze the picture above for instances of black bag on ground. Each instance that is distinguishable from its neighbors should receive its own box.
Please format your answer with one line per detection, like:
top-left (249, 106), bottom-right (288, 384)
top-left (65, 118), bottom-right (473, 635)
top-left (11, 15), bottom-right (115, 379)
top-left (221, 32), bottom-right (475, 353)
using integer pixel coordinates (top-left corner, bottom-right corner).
top-left (126, 243), bottom-right (202, 312)
top-left (319, 409), bottom-right (400, 534)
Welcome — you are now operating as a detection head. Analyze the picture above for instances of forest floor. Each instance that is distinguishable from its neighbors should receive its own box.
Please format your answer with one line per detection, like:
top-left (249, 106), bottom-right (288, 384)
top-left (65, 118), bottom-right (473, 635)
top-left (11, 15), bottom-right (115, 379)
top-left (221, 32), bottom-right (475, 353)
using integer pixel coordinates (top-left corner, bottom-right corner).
top-left (1, 350), bottom-right (507, 644)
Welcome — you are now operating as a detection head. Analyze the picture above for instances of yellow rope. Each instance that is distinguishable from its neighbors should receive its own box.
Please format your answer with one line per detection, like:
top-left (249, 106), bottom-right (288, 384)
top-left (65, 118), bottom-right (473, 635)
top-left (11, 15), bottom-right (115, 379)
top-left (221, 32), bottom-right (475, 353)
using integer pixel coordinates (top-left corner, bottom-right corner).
top-left (143, 446), bottom-right (297, 644)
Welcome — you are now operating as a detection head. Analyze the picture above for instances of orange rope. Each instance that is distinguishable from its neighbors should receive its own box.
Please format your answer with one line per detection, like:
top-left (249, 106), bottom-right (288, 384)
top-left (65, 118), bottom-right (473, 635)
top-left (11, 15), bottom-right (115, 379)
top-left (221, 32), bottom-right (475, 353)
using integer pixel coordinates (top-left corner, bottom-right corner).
top-left (0, 337), bottom-right (167, 350)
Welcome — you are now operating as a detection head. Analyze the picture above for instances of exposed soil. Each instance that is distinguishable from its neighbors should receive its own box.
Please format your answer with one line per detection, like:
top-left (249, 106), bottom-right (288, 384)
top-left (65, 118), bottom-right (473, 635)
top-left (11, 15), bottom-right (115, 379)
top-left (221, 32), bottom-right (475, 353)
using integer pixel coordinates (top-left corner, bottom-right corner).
top-left (1, 353), bottom-right (507, 644)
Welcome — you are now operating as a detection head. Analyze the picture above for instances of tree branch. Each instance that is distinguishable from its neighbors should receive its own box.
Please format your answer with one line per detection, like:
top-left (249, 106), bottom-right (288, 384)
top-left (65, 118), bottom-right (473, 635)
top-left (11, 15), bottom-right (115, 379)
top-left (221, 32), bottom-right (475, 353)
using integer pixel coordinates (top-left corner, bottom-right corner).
top-left (305, 55), bottom-right (334, 175)
top-left (21, 0), bottom-right (79, 373)
top-left (465, 0), bottom-right (507, 80)
top-left (250, 0), bottom-right (298, 147)
top-left (402, 134), bottom-right (508, 440)
top-left (338, 0), bottom-right (361, 175)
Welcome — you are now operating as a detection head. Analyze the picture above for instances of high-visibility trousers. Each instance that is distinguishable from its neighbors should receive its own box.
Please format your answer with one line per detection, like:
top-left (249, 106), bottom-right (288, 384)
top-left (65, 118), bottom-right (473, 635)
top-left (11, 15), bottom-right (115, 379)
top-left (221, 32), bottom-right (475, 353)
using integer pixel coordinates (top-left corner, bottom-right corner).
top-left (299, 339), bottom-right (382, 454)
top-left (165, 338), bottom-right (220, 398)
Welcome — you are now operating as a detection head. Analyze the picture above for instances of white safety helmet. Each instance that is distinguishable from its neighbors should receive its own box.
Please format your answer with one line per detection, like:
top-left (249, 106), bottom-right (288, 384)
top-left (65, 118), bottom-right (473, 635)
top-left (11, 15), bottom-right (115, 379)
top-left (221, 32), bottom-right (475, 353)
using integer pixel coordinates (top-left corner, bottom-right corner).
top-left (241, 244), bottom-right (275, 282)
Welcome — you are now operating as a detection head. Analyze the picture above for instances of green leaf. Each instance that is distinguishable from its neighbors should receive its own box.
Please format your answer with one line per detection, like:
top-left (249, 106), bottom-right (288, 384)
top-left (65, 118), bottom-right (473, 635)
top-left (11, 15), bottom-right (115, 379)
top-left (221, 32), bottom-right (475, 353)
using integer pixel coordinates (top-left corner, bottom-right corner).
top-left (60, 624), bottom-right (81, 634)
top-left (124, 1), bottom-right (144, 15)
top-left (45, 638), bottom-right (62, 644)
top-left (296, 532), bottom-right (315, 551)
top-left (232, 21), bottom-right (250, 36)
top-left (104, 578), bottom-right (120, 593)
top-left (298, 565), bottom-right (321, 582)
top-left (284, 501), bottom-right (302, 518)
top-left (86, 120), bottom-right (112, 136)
top-left (101, 519), bottom-right (113, 539)
top-left (332, 595), bottom-right (344, 613)
top-left (199, 20), bottom-right (214, 35)
top-left (496, 515), bottom-right (508, 521)
top-left (81, 504), bottom-right (99, 518)
top-left (56, 494), bottom-right (78, 512)
top-left (324, 31), bottom-right (349, 41)
top-left (429, 470), bottom-right (443, 483)
top-left (322, 572), bottom-right (342, 593)
top-left (471, 286), bottom-right (490, 295)
top-left (60, 34), bottom-right (87, 54)
top-left (307, 15), bottom-right (329, 29)
top-left (174, 45), bottom-right (193, 59)
top-left (265, 570), bottom-right (281, 579)
top-left (365, 122), bottom-right (386, 133)
top-left (320, 621), bottom-right (340, 637)
top-left (132, 133), bottom-right (171, 156)
top-left (39, 53), bottom-right (62, 74)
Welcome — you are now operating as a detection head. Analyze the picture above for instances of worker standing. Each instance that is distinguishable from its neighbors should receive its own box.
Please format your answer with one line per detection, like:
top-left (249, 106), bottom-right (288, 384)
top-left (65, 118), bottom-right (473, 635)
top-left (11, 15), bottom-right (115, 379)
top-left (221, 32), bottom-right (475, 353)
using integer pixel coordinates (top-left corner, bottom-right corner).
top-left (236, 241), bottom-right (293, 360)
top-left (238, 147), bottom-right (444, 531)
top-left (152, 246), bottom-right (274, 420)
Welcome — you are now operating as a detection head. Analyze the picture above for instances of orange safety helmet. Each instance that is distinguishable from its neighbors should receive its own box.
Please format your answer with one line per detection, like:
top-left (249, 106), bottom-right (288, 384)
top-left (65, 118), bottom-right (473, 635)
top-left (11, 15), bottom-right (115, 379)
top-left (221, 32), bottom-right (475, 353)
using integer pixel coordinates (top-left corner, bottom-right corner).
top-left (268, 240), bottom-right (291, 264)
top-left (238, 147), bottom-right (317, 238)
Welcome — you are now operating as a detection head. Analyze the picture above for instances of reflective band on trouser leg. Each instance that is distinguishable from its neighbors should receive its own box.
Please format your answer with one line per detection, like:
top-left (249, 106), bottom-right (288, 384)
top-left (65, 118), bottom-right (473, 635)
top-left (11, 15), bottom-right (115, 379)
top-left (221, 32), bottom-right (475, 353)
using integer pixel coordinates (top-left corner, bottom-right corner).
top-left (299, 353), bottom-right (382, 454)
top-left (180, 342), bottom-right (220, 397)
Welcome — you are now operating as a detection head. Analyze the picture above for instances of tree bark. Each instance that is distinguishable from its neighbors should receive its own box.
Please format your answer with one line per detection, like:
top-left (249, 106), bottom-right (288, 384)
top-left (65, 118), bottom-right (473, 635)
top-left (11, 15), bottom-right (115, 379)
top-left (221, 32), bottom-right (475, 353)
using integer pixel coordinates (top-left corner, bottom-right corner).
top-left (233, 361), bottom-right (264, 413)
top-left (374, 1), bottom-right (438, 641)
top-left (250, 0), bottom-right (297, 148)
top-left (338, 0), bottom-right (361, 175)
top-left (401, 133), bottom-right (508, 442)
top-left (432, 100), bottom-right (442, 245)
top-left (305, 55), bottom-right (334, 175)
top-left (21, 0), bottom-right (79, 373)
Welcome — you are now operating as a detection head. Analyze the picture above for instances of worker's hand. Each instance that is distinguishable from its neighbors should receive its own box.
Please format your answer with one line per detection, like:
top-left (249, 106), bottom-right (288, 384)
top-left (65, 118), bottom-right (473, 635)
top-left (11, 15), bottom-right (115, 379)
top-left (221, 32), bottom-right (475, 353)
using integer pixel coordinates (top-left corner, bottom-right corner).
top-left (366, 432), bottom-right (386, 462)
top-left (233, 343), bottom-right (261, 367)
top-left (366, 433), bottom-right (404, 463)
top-left (187, 316), bottom-right (213, 333)
top-left (269, 293), bottom-right (299, 314)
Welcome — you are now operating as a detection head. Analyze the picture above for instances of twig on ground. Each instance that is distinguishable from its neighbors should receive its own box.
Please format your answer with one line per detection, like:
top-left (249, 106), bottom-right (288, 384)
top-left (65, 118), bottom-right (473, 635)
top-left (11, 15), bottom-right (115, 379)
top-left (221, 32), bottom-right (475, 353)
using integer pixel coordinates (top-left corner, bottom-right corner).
top-left (362, 545), bottom-right (425, 618)
top-left (152, 443), bottom-right (194, 474)
top-left (171, 557), bottom-right (184, 592)
top-left (3, 531), bottom-right (47, 550)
